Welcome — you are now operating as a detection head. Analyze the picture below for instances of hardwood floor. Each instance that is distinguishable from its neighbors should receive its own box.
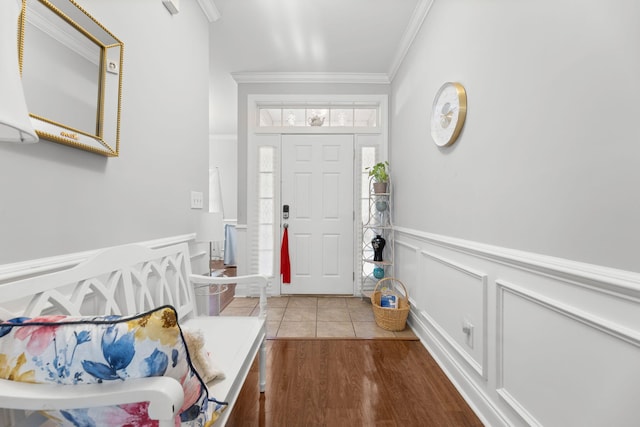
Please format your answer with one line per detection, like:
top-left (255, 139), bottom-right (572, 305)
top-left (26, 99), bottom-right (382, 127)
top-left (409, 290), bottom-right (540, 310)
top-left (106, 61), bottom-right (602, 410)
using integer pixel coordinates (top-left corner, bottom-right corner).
top-left (226, 340), bottom-right (483, 427)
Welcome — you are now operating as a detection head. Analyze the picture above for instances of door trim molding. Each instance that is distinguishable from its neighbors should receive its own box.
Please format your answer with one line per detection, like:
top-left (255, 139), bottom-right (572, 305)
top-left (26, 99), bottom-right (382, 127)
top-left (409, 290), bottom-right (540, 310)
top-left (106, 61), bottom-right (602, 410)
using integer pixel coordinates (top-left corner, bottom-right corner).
top-left (245, 94), bottom-right (389, 296)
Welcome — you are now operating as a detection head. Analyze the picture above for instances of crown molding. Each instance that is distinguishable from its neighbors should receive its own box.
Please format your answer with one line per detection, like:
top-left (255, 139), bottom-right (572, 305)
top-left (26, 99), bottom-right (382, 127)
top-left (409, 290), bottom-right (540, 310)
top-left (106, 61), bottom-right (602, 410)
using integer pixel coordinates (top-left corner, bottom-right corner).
top-left (388, 0), bottom-right (435, 82)
top-left (196, 0), bottom-right (220, 22)
top-left (231, 72), bottom-right (390, 85)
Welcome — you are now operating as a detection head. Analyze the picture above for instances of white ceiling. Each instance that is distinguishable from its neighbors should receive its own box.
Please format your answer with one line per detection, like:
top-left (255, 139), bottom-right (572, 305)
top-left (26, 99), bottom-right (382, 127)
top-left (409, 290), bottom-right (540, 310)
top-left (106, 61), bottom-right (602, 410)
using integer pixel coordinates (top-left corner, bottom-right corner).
top-left (208, 0), bottom-right (424, 134)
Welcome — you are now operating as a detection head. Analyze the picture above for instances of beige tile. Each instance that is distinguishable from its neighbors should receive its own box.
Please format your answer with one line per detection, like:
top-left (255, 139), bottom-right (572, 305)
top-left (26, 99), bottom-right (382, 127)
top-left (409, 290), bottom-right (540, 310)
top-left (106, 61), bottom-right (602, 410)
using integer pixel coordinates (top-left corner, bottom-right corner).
top-left (317, 297), bottom-right (347, 308)
top-left (266, 320), bottom-right (281, 338)
top-left (346, 298), bottom-right (372, 309)
top-left (353, 321), bottom-right (396, 338)
top-left (277, 321), bottom-right (316, 338)
top-left (394, 327), bottom-right (417, 339)
top-left (250, 301), bottom-right (273, 317)
top-left (222, 294), bottom-right (414, 340)
top-left (349, 307), bottom-right (375, 322)
top-left (282, 307), bottom-right (317, 322)
top-left (226, 297), bottom-right (259, 309)
top-left (220, 307), bottom-right (254, 316)
top-left (265, 306), bottom-right (286, 321)
top-left (267, 297), bottom-right (289, 308)
top-left (316, 321), bottom-right (355, 338)
top-left (287, 296), bottom-right (318, 308)
top-left (317, 307), bottom-right (351, 322)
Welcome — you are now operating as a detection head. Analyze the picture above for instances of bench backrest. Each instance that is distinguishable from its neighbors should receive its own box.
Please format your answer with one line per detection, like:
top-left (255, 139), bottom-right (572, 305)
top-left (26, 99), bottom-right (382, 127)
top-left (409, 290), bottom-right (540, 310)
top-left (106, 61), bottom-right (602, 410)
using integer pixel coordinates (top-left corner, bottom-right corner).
top-left (0, 243), bottom-right (198, 322)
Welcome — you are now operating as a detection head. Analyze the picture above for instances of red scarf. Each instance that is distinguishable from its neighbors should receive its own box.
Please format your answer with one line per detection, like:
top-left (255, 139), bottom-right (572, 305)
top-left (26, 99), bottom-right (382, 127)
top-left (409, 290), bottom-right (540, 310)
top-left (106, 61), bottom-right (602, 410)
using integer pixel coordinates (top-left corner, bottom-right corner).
top-left (280, 227), bottom-right (291, 283)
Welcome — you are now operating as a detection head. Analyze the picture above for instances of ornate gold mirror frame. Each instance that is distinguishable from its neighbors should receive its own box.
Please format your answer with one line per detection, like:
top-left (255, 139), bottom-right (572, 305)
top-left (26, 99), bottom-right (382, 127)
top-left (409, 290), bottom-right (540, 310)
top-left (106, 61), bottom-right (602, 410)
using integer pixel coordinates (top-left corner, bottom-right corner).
top-left (19, 0), bottom-right (124, 156)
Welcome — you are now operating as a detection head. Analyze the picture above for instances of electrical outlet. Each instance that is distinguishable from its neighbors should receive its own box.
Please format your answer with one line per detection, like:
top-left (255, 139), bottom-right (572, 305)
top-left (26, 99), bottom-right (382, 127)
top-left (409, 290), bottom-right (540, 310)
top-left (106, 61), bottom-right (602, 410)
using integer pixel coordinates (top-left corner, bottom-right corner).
top-left (462, 319), bottom-right (474, 348)
top-left (190, 191), bottom-right (203, 209)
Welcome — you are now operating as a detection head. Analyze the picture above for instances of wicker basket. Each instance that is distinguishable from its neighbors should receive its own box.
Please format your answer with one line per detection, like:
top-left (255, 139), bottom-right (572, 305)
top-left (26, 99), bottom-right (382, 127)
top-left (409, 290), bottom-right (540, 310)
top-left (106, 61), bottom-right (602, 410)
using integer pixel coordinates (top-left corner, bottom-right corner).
top-left (371, 277), bottom-right (410, 331)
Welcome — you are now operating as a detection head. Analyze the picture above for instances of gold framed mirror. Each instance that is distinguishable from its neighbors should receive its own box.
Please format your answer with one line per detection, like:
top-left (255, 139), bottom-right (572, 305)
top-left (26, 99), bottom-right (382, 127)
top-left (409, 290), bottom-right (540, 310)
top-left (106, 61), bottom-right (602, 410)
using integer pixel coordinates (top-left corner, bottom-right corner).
top-left (19, 0), bottom-right (124, 156)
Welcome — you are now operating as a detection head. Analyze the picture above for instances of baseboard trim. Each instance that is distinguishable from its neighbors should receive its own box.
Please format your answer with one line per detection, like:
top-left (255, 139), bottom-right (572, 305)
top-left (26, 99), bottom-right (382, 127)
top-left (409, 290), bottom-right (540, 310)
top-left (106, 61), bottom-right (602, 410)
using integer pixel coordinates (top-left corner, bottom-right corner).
top-left (408, 307), bottom-right (511, 427)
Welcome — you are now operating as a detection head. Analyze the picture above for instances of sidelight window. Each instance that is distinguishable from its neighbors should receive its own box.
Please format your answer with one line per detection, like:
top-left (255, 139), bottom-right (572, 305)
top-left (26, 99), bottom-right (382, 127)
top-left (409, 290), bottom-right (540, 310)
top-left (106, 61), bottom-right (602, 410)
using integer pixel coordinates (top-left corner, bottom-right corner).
top-left (257, 146), bottom-right (275, 276)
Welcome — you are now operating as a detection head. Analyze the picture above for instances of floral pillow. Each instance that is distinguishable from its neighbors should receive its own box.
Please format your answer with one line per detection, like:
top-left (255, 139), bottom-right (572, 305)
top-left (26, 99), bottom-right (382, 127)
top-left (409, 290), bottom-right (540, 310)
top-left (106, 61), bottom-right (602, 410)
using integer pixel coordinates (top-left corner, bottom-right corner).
top-left (0, 305), bottom-right (226, 427)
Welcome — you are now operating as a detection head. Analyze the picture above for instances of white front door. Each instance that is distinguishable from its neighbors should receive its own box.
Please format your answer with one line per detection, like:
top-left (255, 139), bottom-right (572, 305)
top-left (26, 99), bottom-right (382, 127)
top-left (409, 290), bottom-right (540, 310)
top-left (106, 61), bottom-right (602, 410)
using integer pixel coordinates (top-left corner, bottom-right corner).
top-left (281, 134), bottom-right (354, 295)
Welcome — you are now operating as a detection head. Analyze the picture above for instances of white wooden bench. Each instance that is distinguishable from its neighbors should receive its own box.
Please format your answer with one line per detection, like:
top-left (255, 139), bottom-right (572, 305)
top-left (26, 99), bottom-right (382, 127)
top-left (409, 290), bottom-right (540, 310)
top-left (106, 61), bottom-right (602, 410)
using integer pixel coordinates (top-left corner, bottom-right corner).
top-left (0, 242), bottom-right (268, 427)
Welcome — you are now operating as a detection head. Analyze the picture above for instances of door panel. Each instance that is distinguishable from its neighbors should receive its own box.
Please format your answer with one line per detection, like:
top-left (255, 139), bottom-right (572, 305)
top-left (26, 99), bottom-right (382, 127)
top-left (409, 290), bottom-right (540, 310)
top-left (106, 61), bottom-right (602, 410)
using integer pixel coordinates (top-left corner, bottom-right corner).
top-left (281, 134), bottom-right (354, 294)
top-left (294, 233), bottom-right (311, 276)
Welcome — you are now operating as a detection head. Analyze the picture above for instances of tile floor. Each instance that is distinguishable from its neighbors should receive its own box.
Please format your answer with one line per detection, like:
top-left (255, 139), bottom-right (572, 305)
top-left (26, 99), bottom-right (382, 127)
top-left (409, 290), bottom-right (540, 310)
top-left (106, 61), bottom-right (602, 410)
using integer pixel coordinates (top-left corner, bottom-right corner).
top-left (220, 296), bottom-right (418, 339)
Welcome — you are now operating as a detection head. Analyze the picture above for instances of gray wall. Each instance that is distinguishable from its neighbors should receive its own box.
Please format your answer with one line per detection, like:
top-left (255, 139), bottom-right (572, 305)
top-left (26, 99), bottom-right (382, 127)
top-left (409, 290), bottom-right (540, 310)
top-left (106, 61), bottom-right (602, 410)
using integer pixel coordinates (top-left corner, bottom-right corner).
top-left (0, 0), bottom-right (210, 264)
top-left (236, 82), bottom-right (391, 225)
top-left (391, 0), bottom-right (640, 272)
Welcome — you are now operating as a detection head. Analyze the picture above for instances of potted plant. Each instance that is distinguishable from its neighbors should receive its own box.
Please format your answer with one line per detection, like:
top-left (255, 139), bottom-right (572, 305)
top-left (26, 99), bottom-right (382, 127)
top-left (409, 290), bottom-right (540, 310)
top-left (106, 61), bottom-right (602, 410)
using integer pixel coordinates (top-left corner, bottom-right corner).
top-left (367, 161), bottom-right (389, 194)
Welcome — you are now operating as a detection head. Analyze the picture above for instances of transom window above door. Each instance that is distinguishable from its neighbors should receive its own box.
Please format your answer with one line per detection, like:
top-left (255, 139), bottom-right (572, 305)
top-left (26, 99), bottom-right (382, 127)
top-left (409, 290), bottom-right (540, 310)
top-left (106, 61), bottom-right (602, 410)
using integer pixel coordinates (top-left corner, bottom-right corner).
top-left (258, 105), bottom-right (378, 129)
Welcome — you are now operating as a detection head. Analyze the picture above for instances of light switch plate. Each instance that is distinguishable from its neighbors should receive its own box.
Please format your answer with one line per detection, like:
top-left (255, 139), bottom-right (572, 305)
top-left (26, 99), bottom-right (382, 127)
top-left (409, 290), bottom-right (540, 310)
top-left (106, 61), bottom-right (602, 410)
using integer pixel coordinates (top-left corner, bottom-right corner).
top-left (462, 318), bottom-right (474, 348)
top-left (190, 191), bottom-right (203, 209)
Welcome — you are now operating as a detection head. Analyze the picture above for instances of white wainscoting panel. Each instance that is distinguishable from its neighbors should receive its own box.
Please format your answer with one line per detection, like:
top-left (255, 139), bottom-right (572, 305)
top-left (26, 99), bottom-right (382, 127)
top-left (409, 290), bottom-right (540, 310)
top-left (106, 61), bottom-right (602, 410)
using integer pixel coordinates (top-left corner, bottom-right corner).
top-left (496, 280), bottom-right (640, 427)
top-left (419, 250), bottom-right (488, 379)
top-left (395, 227), bottom-right (640, 427)
top-left (394, 240), bottom-right (420, 302)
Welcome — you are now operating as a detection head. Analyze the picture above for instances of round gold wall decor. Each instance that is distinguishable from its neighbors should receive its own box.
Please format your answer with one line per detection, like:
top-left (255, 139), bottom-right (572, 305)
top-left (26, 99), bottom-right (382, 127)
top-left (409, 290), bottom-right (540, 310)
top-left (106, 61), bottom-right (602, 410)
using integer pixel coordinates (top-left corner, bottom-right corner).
top-left (430, 82), bottom-right (467, 147)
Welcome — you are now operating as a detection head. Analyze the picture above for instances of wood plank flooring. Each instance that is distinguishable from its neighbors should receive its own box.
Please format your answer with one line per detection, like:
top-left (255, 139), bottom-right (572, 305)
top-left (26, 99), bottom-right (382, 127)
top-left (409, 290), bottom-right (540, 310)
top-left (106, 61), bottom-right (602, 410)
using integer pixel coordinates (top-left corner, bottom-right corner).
top-left (226, 340), bottom-right (483, 427)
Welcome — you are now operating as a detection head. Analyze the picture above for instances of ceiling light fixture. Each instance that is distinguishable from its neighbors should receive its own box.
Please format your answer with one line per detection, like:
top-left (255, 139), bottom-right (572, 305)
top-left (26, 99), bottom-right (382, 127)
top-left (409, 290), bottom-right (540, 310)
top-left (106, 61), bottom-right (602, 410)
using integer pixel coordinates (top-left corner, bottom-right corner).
top-left (162, 0), bottom-right (180, 15)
